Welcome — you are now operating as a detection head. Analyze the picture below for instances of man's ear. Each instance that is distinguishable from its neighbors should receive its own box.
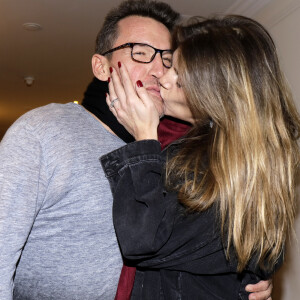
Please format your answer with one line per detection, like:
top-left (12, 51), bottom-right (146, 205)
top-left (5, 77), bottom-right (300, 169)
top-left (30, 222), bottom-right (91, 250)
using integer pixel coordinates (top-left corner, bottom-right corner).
top-left (92, 54), bottom-right (110, 81)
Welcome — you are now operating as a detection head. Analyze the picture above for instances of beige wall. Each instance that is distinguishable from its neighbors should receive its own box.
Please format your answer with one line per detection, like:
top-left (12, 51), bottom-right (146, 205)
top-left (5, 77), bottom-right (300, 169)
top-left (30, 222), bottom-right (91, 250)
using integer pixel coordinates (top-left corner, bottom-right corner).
top-left (254, 1), bottom-right (300, 299)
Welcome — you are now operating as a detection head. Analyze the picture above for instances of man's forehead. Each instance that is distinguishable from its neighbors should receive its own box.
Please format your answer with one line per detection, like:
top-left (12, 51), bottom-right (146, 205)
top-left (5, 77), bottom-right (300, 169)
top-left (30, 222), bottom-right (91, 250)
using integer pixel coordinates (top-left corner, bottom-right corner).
top-left (114, 15), bottom-right (172, 49)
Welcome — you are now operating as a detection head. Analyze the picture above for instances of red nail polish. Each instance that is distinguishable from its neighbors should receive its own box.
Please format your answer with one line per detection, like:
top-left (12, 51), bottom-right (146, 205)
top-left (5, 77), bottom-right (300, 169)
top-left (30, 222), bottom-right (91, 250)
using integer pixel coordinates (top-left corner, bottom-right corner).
top-left (118, 61), bottom-right (121, 68)
top-left (105, 93), bottom-right (107, 97)
top-left (109, 67), bottom-right (113, 73)
top-left (108, 77), bottom-right (110, 83)
top-left (136, 80), bottom-right (143, 88)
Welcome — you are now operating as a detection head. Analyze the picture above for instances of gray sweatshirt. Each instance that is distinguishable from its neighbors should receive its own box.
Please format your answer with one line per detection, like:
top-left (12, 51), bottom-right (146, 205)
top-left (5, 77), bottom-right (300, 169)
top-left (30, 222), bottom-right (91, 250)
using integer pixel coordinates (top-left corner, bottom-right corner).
top-left (0, 103), bottom-right (125, 299)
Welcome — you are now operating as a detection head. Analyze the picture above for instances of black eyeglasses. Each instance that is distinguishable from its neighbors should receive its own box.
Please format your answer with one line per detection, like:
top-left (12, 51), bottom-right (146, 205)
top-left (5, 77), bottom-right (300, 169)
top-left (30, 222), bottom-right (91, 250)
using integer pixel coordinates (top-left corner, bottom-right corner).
top-left (102, 42), bottom-right (173, 68)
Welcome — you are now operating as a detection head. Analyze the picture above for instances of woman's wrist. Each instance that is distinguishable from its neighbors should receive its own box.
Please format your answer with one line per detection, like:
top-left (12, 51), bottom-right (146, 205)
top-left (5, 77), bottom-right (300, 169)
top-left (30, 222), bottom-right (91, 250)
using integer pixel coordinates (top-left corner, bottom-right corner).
top-left (135, 136), bottom-right (158, 141)
top-left (135, 132), bottom-right (158, 141)
top-left (134, 125), bottom-right (158, 141)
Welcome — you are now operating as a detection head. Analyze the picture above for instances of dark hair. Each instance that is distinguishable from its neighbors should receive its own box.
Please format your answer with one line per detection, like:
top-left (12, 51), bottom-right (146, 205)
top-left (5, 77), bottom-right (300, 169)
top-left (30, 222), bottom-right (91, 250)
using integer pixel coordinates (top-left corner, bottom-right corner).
top-left (95, 0), bottom-right (180, 57)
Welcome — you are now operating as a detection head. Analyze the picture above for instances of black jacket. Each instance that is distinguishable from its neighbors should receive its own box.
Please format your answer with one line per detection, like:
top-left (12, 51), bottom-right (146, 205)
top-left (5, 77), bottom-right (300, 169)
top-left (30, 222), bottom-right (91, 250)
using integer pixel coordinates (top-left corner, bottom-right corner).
top-left (101, 140), bottom-right (279, 300)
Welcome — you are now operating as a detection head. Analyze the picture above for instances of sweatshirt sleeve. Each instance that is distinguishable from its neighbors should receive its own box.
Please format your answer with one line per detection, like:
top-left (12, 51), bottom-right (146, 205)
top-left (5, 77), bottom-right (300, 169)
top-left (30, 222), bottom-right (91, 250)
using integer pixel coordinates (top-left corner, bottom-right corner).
top-left (0, 121), bottom-right (46, 299)
top-left (100, 140), bottom-right (222, 270)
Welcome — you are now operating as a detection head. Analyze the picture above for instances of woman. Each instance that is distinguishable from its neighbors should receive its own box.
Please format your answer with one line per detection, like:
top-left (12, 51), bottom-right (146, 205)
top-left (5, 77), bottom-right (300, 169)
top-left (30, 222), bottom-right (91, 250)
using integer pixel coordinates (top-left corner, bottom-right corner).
top-left (101, 15), bottom-right (300, 299)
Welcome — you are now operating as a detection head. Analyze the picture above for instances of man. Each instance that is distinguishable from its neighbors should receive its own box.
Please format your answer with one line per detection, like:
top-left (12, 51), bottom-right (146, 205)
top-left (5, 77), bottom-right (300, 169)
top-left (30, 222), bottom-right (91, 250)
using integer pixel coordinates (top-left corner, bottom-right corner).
top-left (0, 0), bottom-right (272, 299)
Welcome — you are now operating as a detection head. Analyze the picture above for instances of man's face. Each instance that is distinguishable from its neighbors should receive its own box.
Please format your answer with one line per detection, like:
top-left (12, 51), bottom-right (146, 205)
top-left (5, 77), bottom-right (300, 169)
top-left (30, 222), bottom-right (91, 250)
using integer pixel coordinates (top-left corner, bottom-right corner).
top-left (108, 16), bottom-right (172, 116)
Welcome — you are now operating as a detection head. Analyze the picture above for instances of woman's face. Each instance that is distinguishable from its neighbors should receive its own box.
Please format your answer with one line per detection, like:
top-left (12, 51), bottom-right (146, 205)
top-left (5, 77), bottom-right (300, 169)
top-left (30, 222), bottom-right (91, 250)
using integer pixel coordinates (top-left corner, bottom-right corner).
top-left (159, 50), bottom-right (194, 124)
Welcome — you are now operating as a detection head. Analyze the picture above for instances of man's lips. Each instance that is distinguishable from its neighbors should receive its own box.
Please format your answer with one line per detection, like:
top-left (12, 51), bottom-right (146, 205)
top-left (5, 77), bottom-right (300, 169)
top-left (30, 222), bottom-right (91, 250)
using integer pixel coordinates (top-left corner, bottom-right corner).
top-left (146, 86), bottom-right (162, 99)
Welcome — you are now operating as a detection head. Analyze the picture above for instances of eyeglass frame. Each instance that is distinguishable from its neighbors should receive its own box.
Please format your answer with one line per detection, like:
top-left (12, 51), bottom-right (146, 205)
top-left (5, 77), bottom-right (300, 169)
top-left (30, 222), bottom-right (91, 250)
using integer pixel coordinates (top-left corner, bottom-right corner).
top-left (101, 42), bottom-right (173, 69)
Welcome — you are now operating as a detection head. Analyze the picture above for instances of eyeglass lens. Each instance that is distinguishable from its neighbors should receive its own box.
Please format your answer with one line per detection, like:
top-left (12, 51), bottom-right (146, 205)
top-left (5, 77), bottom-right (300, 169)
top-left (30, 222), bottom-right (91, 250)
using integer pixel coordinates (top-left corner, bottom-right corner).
top-left (132, 44), bottom-right (172, 68)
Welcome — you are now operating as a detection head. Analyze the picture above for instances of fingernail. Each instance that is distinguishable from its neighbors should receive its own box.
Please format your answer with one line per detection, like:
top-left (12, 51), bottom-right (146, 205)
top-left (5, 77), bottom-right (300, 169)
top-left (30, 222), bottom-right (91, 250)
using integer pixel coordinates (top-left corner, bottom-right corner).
top-left (108, 77), bottom-right (110, 83)
top-left (136, 80), bottom-right (143, 87)
top-left (118, 61), bottom-right (121, 68)
top-left (109, 67), bottom-right (113, 73)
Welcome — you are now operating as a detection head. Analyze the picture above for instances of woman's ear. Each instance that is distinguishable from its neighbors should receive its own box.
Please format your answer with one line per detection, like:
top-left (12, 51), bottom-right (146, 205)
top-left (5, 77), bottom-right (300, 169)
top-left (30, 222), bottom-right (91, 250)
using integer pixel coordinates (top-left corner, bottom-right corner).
top-left (92, 54), bottom-right (110, 81)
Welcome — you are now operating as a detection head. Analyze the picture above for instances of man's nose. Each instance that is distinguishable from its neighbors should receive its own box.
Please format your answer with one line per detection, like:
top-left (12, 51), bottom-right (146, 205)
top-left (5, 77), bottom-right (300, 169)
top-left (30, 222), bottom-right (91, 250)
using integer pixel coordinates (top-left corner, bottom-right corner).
top-left (149, 53), bottom-right (165, 79)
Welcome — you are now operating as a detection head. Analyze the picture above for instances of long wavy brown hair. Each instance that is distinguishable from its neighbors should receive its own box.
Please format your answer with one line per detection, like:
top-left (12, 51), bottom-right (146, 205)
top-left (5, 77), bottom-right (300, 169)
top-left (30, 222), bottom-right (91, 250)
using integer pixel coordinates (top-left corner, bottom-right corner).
top-left (166, 15), bottom-right (300, 272)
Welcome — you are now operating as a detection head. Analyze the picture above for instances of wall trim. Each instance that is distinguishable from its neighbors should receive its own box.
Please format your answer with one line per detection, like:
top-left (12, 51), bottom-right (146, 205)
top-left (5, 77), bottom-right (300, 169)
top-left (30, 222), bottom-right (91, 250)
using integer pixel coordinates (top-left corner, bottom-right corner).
top-left (224, 0), bottom-right (272, 17)
top-left (225, 0), bottom-right (300, 28)
top-left (264, 0), bottom-right (300, 27)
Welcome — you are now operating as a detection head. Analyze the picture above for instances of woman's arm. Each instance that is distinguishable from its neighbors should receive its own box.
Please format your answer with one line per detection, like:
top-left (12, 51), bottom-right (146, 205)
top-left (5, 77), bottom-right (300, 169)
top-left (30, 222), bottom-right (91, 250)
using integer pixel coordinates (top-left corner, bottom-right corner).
top-left (101, 140), bottom-right (176, 258)
top-left (101, 140), bottom-right (223, 268)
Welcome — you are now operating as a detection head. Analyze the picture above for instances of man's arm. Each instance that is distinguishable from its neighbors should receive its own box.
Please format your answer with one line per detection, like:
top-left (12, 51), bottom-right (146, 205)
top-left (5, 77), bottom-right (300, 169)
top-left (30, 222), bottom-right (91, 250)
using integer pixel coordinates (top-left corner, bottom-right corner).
top-left (246, 279), bottom-right (273, 300)
top-left (0, 119), bottom-right (44, 299)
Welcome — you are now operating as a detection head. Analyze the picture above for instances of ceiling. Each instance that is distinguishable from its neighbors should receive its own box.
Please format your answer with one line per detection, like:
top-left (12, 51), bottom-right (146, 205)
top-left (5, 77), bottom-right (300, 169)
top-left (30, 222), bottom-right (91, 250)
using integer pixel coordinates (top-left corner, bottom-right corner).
top-left (0, 0), bottom-right (263, 138)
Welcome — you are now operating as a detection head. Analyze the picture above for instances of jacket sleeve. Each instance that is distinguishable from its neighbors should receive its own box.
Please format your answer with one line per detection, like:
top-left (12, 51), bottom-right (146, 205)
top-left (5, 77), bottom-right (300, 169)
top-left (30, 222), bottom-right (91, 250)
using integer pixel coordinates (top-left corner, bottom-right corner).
top-left (100, 140), bottom-right (222, 270)
top-left (101, 139), bottom-right (279, 290)
top-left (101, 140), bottom-right (175, 256)
top-left (0, 121), bottom-right (45, 299)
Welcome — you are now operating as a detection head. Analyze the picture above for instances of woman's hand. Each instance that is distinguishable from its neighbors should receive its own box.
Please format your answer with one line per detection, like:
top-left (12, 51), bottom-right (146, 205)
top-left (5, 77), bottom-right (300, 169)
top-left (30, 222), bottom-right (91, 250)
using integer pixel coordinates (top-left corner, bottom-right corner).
top-left (107, 62), bottom-right (160, 141)
top-left (246, 279), bottom-right (273, 300)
